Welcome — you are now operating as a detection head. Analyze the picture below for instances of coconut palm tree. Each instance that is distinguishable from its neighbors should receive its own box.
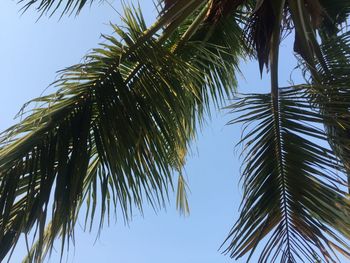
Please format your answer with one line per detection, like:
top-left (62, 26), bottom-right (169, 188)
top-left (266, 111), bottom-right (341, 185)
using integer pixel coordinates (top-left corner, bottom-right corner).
top-left (1, 0), bottom-right (350, 262)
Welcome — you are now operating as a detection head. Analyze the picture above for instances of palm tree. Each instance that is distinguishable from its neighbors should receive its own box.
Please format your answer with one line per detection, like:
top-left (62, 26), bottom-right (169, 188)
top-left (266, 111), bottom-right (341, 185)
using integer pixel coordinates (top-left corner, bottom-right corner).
top-left (1, 0), bottom-right (350, 262)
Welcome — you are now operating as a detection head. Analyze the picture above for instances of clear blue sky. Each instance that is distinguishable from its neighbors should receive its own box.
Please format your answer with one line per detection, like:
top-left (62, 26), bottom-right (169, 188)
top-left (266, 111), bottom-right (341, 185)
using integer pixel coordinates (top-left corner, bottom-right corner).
top-left (0, 1), bottom-right (326, 262)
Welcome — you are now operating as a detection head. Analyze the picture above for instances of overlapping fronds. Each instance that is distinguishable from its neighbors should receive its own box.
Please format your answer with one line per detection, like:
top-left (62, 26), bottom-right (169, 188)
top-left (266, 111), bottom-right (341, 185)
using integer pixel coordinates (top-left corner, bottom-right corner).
top-left (303, 31), bottom-right (350, 189)
top-left (0, 5), bottom-right (243, 262)
top-left (8, 0), bottom-right (350, 262)
top-left (224, 86), bottom-right (350, 262)
top-left (292, 29), bottom-right (350, 190)
top-left (244, 0), bottom-right (350, 74)
top-left (223, 1), bottom-right (350, 261)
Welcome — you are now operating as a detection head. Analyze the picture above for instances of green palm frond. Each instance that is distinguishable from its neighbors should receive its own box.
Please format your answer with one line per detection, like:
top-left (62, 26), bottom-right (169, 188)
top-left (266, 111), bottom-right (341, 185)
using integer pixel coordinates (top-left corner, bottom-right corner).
top-left (18, 0), bottom-right (97, 15)
top-left (7, 0), bottom-right (350, 262)
top-left (297, 30), bottom-right (350, 190)
top-left (224, 86), bottom-right (350, 262)
top-left (223, 1), bottom-right (350, 262)
top-left (176, 173), bottom-right (190, 216)
top-left (0, 4), bottom-right (244, 262)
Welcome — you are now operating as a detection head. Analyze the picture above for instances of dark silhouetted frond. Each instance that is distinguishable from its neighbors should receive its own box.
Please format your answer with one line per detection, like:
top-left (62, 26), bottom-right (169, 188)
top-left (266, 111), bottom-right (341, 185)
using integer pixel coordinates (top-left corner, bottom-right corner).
top-left (305, 31), bottom-right (350, 191)
top-left (225, 86), bottom-right (350, 262)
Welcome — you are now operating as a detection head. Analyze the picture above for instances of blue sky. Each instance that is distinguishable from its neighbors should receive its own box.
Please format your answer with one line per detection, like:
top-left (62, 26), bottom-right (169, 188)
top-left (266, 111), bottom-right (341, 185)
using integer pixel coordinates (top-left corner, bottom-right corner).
top-left (0, 1), bottom-right (329, 262)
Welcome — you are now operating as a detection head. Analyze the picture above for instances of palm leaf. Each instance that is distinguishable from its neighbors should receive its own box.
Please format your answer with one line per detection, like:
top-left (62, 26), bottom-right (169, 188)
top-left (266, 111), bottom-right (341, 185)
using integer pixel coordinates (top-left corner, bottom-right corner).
top-left (224, 86), bottom-right (350, 262)
top-left (299, 30), bottom-right (350, 191)
top-left (224, 1), bottom-right (350, 261)
top-left (0, 4), bottom-right (244, 262)
top-left (18, 0), bottom-right (97, 16)
top-left (9, 0), bottom-right (350, 262)
top-left (316, 31), bottom-right (350, 161)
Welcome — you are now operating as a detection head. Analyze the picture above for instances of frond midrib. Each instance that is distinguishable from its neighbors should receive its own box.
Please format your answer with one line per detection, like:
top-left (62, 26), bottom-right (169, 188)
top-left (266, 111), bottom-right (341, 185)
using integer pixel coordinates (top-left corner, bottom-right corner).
top-left (271, 93), bottom-right (293, 261)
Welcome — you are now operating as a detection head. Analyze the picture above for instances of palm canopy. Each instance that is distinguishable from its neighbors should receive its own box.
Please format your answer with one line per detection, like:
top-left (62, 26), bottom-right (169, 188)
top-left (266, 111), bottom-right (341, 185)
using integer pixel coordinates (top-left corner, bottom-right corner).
top-left (2, 0), bottom-right (350, 262)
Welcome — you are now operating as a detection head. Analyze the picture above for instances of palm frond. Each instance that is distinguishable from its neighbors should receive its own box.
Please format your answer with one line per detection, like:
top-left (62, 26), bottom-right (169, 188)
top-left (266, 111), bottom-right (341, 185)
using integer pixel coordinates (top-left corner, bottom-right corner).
top-left (224, 86), bottom-right (350, 262)
top-left (18, 0), bottom-right (97, 16)
top-left (176, 173), bottom-right (190, 216)
top-left (296, 30), bottom-right (350, 191)
top-left (0, 4), bottom-right (243, 262)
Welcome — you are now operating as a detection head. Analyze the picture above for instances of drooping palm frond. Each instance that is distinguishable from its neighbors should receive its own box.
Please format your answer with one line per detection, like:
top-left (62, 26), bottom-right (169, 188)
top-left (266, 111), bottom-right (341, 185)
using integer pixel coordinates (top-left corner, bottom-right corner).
top-left (284, 0), bottom-right (350, 190)
top-left (245, 0), bottom-right (278, 74)
top-left (0, 3), bottom-right (245, 262)
top-left (224, 86), bottom-right (350, 262)
top-left (222, 2), bottom-right (350, 261)
top-left (264, 0), bottom-right (350, 196)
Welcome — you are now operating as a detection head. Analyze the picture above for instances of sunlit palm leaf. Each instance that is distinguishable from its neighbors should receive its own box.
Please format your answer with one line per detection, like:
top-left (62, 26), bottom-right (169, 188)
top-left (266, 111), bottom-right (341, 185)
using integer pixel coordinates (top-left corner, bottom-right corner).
top-left (225, 86), bottom-right (350, 262)
top-left (0, 4), bottom-right (243, 262)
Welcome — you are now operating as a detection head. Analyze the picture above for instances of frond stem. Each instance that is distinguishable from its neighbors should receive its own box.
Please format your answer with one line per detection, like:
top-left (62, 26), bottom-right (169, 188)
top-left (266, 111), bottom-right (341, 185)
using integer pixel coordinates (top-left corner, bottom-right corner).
top-left (288, 0), bottom-right (321, 83)
top-left (174, 1), bottom-right (211, 50)
top-left (270, 0), bottom-right (292, 259)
